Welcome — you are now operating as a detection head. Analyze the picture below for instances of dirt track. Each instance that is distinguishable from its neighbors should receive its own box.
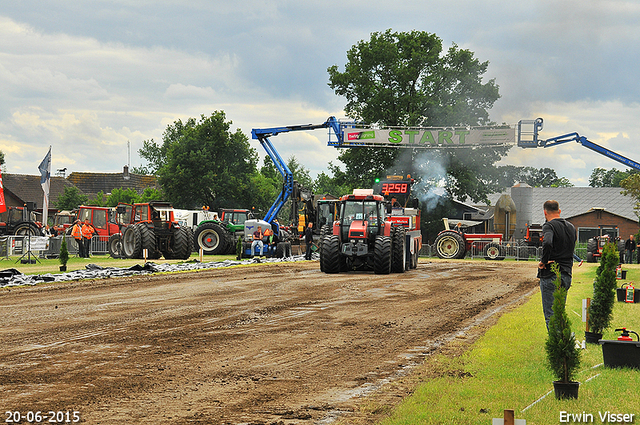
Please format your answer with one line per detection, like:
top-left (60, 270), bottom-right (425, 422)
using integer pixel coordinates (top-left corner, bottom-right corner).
top-left (0, 259), bottom-right (538, 424)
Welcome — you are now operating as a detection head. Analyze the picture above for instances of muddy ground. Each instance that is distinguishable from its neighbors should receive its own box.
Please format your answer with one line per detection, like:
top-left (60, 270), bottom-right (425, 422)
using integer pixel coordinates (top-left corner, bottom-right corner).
top-left (0, 259), bottom-right (538, 424)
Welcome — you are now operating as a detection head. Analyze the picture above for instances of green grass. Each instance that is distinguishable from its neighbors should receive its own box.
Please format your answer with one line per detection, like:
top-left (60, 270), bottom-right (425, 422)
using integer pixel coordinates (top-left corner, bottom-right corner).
top-left (381, 263), bottom-right (640, 425)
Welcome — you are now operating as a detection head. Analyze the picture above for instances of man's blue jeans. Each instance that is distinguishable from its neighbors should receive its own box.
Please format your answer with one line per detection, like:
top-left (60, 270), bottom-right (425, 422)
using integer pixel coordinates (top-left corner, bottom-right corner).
top-left (540, 272), bottom-right (572, 330)
top-left (251, 240), bottom-right (264, 256)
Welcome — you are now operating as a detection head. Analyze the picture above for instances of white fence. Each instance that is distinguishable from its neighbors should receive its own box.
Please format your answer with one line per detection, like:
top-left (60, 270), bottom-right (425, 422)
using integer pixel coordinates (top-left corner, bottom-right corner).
top-left (0, 235), bottom-right (109, 258)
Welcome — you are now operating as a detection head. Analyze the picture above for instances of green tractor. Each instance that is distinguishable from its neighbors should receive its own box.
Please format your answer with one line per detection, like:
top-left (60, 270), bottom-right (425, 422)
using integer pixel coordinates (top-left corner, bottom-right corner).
top-left (194, 209), bottom-right (254, 255)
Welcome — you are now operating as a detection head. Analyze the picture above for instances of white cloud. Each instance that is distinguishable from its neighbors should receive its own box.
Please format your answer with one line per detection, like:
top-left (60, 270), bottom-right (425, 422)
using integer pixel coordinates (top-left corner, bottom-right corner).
top-left (2, 0), bottom-right (640, 187)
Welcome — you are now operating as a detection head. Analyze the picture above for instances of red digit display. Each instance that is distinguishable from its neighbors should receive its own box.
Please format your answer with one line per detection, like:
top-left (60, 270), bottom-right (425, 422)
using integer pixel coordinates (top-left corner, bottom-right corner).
top-left (380, 181), bottom-right (410, 194)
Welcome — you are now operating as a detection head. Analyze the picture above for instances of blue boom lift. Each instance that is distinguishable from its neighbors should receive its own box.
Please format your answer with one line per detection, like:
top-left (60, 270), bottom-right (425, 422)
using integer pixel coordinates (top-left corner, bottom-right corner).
top-left (241, 117), bottom-right (346, 257)
top-left (517, 118), bottom-right (640, 171)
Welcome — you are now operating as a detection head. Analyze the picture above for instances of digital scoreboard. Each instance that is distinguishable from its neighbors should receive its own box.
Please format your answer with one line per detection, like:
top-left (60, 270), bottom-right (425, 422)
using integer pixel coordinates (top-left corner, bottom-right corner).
top-left (378, 181), bottom-right (412, 196)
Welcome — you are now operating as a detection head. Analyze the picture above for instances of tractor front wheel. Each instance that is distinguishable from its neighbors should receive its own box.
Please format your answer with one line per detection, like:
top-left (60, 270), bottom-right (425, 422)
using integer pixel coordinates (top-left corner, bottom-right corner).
top-left (122, 225), bottom-right (142, 259)
top-left (373, 236), bottom-right (392, 274)
top-left (321, 235), bottom-right (342, 273)
top-left (108, 234), bottom-right (124, 258)
top-left (483, 242), bottom-right (505, 260)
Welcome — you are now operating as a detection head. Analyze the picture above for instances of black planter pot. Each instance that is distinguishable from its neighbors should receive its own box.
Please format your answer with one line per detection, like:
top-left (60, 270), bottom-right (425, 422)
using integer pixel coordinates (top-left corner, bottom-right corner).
top-left (553, 381), bottom-right (580, 400)
top-left (585, 331), bottom-right (603, 344)
top-left (600, 340), bottom-right (640, 369)
top-left (59, 265), bottom-right (67, 272)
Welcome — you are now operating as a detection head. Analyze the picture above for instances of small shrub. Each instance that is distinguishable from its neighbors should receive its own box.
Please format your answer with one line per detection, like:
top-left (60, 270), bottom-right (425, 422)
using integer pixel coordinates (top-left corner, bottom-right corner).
top-left (59, 237), bottom-right (69, 266)
top-left (588, 242), bottom-right (618, 334)
top-left (545, 263), bottom-right (581, 383)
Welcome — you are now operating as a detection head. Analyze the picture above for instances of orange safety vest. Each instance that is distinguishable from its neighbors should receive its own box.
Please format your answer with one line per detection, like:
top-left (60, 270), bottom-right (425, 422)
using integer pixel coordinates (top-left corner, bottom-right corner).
top-left (81, 223), bottom-right (95, 239)
top-left (71, 224), bottom-right (82, 239)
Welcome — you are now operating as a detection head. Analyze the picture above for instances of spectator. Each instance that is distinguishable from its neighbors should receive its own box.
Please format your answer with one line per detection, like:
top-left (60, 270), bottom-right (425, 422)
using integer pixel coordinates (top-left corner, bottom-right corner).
top-left (537, 200), bottom-right (577, 330)
top-left (251, 226), bottom-right (264, 258)
top-left (625, 235), bottom-right (636, 264)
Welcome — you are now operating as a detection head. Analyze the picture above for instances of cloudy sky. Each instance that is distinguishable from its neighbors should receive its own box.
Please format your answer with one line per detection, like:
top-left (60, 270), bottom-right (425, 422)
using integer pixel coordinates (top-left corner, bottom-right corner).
top-left (1, 0), bottom-right (639, 188)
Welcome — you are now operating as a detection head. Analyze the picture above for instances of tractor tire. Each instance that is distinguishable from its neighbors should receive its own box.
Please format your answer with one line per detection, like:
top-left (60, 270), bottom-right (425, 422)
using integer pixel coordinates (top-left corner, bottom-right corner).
top-left (587, 238), bottom-right (597, 254)
top-left (434, 231), bottom-right (466, 259)
top-left (276, 242), bottom-right (286, 258)
top-left (483, 242), bottom-right (505, 260)
top-left (411, 247), bottom-right (419, 269)
top-left (321, 235), bottom-right (343, 274)
top-left (224, 232), bottom-right (238, 255)
top-left (170, 226), bottom-right (192, 260)
top-left (139, 223), bottom-right (160, 259)
top-left (108, 234), bottom-right (124, 258)
top-left (391, 226), bottom-right (407, 273)
top-left (373, 236), bottom-right (392, 275)
top-left (122, 225), bottom-right (142, 259)
top-left (318, 224), bottom-right (331, 255)
top-left (13, 223), bottom-right (41, 237)
top-left (194, 223), bottom-right (228, 255)
top-left (586, 251), bottom-right (596, 263)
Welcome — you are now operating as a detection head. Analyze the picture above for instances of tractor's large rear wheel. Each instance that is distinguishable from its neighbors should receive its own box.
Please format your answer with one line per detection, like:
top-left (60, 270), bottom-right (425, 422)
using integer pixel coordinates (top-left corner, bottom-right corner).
top-left (139, 223), bottom-right (160, 259)
top-left (373, 236), bottom-right (392, 275)
top-left (391, 226), bottom-right (407, 273)
top-left (434, 231), bottom-right (466, 259)
top-left (122, 225), bottom-right (142, 259)
top-left (170, 226), bottom-right (192, 260)
top-left (194, 223), bottom-right (228, 255)
top-left (321, 235), bottom-right (342, 274)
top-left (13, 223), bottom-right (41, 237)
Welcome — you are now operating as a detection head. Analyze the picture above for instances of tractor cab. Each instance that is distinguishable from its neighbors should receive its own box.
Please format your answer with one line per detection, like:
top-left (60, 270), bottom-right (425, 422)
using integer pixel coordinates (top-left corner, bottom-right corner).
top-left (336, 190), bottom-right (391, 258)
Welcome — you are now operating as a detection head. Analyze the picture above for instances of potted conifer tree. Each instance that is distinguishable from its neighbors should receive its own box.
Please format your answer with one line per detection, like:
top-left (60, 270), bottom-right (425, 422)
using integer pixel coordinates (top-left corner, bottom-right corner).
top-left (546, 263), bottom-right (581, 399)
top-left (59, 236), bottom-right (69, 272)
top-left (586, 242), bottom-right (618, 343)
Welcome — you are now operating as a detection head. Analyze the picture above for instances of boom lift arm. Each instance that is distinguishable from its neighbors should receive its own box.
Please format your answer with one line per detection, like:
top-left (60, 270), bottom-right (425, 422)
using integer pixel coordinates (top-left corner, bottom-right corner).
top-left (518, 118), bottom-right (640, 171)
top-left (251, 117), bottom-right (346, 224)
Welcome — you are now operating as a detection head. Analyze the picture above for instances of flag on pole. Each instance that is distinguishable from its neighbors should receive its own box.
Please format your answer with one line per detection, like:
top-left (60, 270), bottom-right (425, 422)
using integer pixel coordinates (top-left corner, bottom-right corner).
top-left (0, 169), bottom-right (6, 214)
top-left (38, 146), bottom-right (52, 226)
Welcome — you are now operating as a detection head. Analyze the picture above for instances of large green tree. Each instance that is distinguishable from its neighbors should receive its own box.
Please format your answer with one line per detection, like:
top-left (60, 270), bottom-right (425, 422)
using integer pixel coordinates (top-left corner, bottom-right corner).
top-left (327, 29), bottom-right (508, 203)
top-left (55, 186), bottom-right (88, 210)
top-left (589, 167), bottom-right (639, 187)
top-left (621, 173), bottom-right (640, 219)
top-left (139, 111), bottom-right (258, 210)
top-left (493, 165), bottom-right (573, 188)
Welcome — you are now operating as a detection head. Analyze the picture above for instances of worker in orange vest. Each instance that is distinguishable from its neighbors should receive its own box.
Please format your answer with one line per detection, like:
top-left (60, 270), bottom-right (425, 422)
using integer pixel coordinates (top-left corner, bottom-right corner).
top-left (80, 218), bottom-right (97, 258)
top-left (70, 219), bottom-right (83, 256)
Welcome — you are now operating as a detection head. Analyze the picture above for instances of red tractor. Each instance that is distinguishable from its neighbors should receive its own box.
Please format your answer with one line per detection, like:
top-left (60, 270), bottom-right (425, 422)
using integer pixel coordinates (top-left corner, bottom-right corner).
top-left (119, 201), bottom-right (193, 260)
top-left (319, 189), bottom-right (421, 274)
top-left (586, 235), bottom-right (625, 263)
top-left (434, 219), bottom-right (505, 260)
top-left (76, 205), bottom-right (130, 258)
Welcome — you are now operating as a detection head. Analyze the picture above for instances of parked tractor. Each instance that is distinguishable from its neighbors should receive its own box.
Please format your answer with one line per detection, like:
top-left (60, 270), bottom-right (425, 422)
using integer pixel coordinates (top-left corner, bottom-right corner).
top-left (51, 210), bottom-right (77, 236)
top-left (0, 206), bottom-right (44, 236)
top-left (119, 201), bottom-right (193, 260)
top-left (193, 209), bottom-right (254, 255)
top-left (586, 235), bottom-right (625, 263)
top-left (319, 189), bottom-right (421, 274)
top-left (434, 219), bottom-right (504, 260)
top-left (524, 223), bottom-right (543, 247)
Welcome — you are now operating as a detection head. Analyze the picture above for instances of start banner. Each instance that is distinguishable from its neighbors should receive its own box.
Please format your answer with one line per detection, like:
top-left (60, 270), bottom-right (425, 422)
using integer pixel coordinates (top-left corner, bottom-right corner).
top-left (337, 126), bottom-right (515, 148)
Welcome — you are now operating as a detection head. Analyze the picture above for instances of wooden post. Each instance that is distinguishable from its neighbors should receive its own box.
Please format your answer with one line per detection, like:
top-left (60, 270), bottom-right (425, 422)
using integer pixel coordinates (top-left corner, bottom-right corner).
top-left (585, 297), bottom-right (591, 332)
top-left (504, 409), bottom-right (515, 425)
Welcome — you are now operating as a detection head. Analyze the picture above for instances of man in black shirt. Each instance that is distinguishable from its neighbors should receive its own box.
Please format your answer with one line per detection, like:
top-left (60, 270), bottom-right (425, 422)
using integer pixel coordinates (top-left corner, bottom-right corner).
top-left (625, 235), bottom-right (636, 264)
top-left (304, 222), bottom-right (314, 260)
top-left (538, 200), bottom-right (577, 330)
